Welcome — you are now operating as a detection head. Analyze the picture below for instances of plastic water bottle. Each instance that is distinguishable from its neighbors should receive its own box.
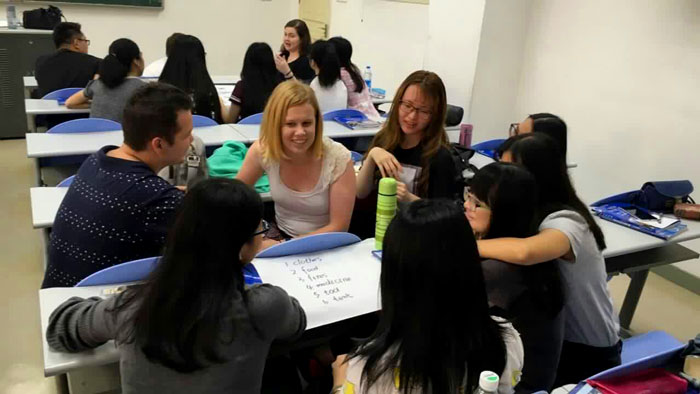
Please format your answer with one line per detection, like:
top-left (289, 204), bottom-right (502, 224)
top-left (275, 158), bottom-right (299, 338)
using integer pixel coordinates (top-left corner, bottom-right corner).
top-left (474, 370), bottom-right (499, 394)
top-left (6, 5), bottom-right (18, 29)
top-left (375, 177), bottom-right (397, 250)
top-left (363, 66), bottom-right (372, 90)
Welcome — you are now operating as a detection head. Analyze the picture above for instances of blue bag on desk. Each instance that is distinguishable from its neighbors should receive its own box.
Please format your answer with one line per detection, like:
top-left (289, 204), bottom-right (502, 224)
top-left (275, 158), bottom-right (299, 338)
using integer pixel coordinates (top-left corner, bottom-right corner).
top-left (592, 180), bottom-right (694, 214)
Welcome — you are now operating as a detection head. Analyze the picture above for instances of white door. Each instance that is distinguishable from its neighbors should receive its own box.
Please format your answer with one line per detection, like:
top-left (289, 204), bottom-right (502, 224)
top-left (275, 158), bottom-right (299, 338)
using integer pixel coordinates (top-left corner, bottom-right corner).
top-left (299, 0), bottom-right (330, 41)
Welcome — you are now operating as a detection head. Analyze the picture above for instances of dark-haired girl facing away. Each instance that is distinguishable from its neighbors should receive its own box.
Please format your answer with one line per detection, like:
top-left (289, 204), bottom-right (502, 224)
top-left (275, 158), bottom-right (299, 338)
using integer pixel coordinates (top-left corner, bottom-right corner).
top-left (340, 200), bottom-right (523, 393)
top-left (46, 178), bottom-right (306, 394)
top-left (278, 19), bottom-right (315, 83)
top-left (160, 34), bottom-right (225, 124)
top-left (328, 36), bottom-right (380, 119)
top-left (309, 40), bottom-right (347, 113)
top-left (507, 113), bottom-right (567, 156)
top-left (480, 133), bottom-right (620, 386)
top-left (226, 42), bottom-right (283, 123)
top-left (65, 38), bottom-right (145, 123)
top-left (467, 162), bottom-right (565, 392)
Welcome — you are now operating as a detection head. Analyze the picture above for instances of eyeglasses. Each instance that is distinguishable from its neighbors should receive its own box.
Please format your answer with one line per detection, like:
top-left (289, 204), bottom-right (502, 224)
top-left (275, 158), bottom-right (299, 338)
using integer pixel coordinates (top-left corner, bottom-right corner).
top-left (509, 123), bottom-right (519, 137)
top-left (398, 101), bottom-right (432, 118)
top-left (77, 38), bottom-right (91, 46)
top-left (464, 192), bottom-right (489, 212)
top-left (252, 220), bottom-right (270, 237)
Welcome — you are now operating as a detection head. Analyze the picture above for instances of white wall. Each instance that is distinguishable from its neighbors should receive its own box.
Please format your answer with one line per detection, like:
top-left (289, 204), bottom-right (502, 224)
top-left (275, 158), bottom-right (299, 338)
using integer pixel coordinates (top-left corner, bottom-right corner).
top-left (469, 0), bottom-right (532, 139)
top-left (511, 0), bottom-right (700, 276)
top-left (14, 0), bottom-right (298, 75)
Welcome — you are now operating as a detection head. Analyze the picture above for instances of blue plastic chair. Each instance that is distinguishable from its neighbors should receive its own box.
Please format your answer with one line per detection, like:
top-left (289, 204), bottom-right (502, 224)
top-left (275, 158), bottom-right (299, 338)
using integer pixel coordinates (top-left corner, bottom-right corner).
top-left (75, 256), bottom-right (160, 287)
top-left (238, 112), bottom-right (264, 124)
top-left (323, 109), bottom-right (366, 121)
top-left (42, 87), bottom-right (83, 104)
top-left (471, 138), bottom-right (506, 159)
top-left (350, 151), bottom-right (363, 163)
top-left (57, 175), bottom-right (75, 187)
top-left (192, 114), bottom-right (218, 127)
top-left (47, 118), bottom-right (122, 134)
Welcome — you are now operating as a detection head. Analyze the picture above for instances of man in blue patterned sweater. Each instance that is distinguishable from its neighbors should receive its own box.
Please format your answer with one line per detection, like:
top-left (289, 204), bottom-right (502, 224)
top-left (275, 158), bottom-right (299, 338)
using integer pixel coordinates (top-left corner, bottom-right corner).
top-left (42, 83), bottom-right (193, 288)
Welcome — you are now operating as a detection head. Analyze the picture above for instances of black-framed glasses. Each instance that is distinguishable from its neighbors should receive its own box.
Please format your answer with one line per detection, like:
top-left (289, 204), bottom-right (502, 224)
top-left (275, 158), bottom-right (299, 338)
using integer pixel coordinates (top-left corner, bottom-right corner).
top-left (509, 123), bottom-right (519, 137)
top-left (398, 101), bottom-right (432, 118)
top-left (464, 192), bottom-right (490, 212)
top-left (252, 220), bottom-right (270, 236)
top-left (77, 38), bottom-right (91, 46)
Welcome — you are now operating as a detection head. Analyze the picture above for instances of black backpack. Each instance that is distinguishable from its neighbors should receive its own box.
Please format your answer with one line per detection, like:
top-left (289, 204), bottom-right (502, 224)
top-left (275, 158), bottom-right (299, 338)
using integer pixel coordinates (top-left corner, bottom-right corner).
top-left (23, 6), bottom-right (64, 30)
top-left (449, 143), bottom-right (478, 201)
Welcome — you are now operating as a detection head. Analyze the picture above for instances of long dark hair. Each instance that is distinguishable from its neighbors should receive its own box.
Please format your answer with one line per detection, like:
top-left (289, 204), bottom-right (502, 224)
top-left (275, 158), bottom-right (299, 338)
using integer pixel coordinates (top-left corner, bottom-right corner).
top-left (530, 113), bottom-right (567, 155)
top-left (159, 34), bottom-right (222, 123)
top-left (309, 40), bottom-right (341, 88)
top-left (240, 42), bottom-right (281, 116)
top-left (471, 162), bottom-right (564, 318)
top-left (99, 38), bottom-right (141, 89)
top-left (368, 71), bottom-right (448, 197)
top-left (281, 19), bottom-right (311, 57)
top-left (329, 36), bottom-right (364, 93)
top-left (504, 133), bottom-right (606, 250)
top-left (115, 178), bottom-right (263, 373)
top-left (350, 199), bottom-right (507, 393)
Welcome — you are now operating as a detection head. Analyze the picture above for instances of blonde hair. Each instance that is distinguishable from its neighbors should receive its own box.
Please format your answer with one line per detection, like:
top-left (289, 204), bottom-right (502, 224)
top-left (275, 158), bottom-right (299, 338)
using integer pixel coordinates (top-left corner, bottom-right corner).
top-left (259, 80), bottom-right (324, 161)
top-left (367, 70), bottom-right (448, 197)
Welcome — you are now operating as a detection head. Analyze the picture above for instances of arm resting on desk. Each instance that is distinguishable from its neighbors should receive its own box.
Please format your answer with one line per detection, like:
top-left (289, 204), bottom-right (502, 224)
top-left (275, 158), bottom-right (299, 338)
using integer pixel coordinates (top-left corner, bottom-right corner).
top-left (46, 296), bottom-right (120, 353)
top-left (477, 229), bottom-right (573, 266)
top-left (65, 90), bottom-right (91, 109)
top-left (247, 284), bottom-right (307, 342)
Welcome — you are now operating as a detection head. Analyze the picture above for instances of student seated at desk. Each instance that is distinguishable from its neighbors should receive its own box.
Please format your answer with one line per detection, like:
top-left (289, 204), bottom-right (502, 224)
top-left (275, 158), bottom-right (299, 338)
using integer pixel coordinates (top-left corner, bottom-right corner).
top-left (46, 178), bottom-right (306, 394)
top-left (334, 200), bottom-right (523, 394)
top-left (309, 40), bottom-right (347, 113)
top-left (226, 42), bottom-right (284, 123)
top-left (41, 83), bottom-right (191, 288)
top-left (351, 71), bottom-right (458, 238)
top-left (479, 133), bottom-right (621, 386)
top-left (237, 81), bottom-right (356, 241)
top-left (506, 113), bottom-right (567, 156)
top-left (65, 38), bottom-right (146, 123)
top-left (142, 32), bottom-right (183, 77)
top-left (467, 162), bottom-right (565, 393)
top-left (328, 36), bottom-right (381, 120)
top-left (34, 22), bottom-right (100, 98)
top-left (278, 19), bottom-right (316, 83)
top-left (160, 34), bottom-right (225, 124)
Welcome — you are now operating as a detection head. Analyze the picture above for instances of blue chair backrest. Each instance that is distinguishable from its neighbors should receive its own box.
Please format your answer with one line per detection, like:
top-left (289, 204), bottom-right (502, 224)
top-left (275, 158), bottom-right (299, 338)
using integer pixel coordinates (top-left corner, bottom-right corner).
top-left (47, 118), bottom-right (122, 134)
top-left (75, 256), bottom-right (160, 287)
top-left (323, 109), bottom-right (366, 121)
top-left (42, 87), bottom-right (83, 104)
top-left (57, 175), bottom-right (75, 187)
top-left (192, 114), bottom-right (218, 127)
top-left (238, 112), bottom-right (264, 124)
top-left (350, 151), bottom-right (363, 163)
top-left (471, 138), bottom-right (506, 159)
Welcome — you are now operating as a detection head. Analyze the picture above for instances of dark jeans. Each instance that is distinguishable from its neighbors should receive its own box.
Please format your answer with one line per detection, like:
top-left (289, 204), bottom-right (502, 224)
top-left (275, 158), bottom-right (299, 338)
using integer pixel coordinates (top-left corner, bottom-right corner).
top-left (554, 339), bottom-right (622, 387)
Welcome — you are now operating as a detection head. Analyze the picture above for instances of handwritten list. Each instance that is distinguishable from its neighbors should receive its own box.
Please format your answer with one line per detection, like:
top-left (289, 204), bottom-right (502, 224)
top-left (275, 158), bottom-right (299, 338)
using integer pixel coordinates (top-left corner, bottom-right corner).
top-left (252, 238), bottom-right (380, 329)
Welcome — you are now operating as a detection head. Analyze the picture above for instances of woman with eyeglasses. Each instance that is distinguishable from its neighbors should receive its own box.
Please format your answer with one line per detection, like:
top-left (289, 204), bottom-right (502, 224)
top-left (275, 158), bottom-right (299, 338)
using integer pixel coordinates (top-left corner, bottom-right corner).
top-left (352, 71), bottom-right (458, 237)
top-left (481, 133), bottom-right (620, 386)
top-left (466, 162), bottom-right (565, 392)
top-left (46, 178), bottom-right (306, 394)
top-left (507, 113), bottom-right (567, 156)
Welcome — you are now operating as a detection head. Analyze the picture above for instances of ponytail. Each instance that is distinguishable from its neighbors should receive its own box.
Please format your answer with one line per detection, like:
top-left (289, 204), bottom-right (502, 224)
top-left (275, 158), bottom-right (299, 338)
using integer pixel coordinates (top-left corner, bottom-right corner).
top-left (310, 40), bottom-right (341, 88)
top-left (99, 38), bottom-right (141, 89)
top-left (329, 36), bottom-right (364, 93)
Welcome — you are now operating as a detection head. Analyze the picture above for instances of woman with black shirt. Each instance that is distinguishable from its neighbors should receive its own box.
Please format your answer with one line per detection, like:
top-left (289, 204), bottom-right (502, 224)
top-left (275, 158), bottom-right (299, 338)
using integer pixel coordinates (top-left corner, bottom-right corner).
top-left (277, 19), bottom-right (315, 83)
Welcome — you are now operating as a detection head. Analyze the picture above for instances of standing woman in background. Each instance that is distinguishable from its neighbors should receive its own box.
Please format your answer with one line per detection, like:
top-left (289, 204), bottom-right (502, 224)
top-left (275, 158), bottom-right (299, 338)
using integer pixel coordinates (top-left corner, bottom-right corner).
top-left (278, 19), bottom-right (315, 83)
top-left (65, 38), bottom-right (146, 123)
top-left (329, 36), bottom-right (380, 119)
top-left (226, 42), bottom-right (284, 123)
top-left (308, 40), bottom-right (347, 113)
top-left (160, 34), bottom-right (224, 124)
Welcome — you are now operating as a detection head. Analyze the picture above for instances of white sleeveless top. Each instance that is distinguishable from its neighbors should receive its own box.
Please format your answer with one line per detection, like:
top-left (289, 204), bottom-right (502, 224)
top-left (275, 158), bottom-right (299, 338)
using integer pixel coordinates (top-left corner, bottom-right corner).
top-left (261, 137), bottom-right (351, 237)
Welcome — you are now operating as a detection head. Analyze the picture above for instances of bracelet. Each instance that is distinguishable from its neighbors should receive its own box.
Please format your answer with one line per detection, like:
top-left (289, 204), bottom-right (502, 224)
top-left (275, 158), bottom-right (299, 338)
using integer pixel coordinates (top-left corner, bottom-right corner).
top-left (285, 71), bottom-right (293, 78)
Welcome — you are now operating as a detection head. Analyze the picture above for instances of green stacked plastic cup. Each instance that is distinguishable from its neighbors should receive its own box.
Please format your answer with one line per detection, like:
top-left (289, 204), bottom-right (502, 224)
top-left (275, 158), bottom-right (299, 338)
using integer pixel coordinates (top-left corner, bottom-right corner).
top-left (375, 177), bottom-right (397, 250)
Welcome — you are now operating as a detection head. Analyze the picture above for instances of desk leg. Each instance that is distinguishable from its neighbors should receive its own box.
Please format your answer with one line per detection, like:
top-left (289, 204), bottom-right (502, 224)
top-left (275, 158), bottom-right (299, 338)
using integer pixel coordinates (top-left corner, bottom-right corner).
top-left (35, 158), bottom-right (43, 186)
top-left (619, 269), bottom-right (649, 332)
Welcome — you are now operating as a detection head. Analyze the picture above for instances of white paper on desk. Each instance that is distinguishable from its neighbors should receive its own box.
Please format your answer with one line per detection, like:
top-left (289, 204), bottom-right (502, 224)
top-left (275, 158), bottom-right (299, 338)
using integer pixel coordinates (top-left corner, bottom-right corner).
top-left (635, 216), bottom-right (680, 229)
top-left (252, 238), bottom-right (381, 329)
top-left (215, 85), bottom-right (234, 99)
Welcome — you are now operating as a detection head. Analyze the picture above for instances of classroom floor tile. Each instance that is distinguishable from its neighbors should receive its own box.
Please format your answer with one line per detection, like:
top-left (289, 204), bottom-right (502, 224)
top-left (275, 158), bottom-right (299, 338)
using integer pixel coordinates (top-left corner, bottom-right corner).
top-left (0, 138), bottom-right (697, 393)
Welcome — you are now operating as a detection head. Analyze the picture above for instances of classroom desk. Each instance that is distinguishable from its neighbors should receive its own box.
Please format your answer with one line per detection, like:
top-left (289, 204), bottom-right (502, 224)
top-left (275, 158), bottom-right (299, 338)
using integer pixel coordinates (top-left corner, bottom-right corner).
top-left (25, 99), bottom-right (90, 116)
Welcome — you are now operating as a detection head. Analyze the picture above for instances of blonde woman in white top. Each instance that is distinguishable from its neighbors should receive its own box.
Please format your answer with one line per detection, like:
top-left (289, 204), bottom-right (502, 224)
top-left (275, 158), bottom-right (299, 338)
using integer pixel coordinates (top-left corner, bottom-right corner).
top-left (237, 81), bottom-right (355, 244)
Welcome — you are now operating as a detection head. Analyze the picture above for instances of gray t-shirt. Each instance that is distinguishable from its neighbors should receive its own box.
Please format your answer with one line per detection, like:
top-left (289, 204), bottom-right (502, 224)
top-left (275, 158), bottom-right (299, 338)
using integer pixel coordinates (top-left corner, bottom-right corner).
top-left (47, 283), bottom-right (306, 394)
top-left (539, 210), bottom-right (619, 347)
top-left (84, 78), bottom-right (146, 123)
